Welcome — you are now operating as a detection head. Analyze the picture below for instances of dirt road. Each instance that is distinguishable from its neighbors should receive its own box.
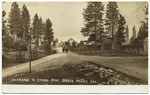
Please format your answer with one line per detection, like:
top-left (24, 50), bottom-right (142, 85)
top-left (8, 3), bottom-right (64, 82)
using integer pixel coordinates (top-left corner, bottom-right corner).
top-left (2, 47), bottom-right (148, 82)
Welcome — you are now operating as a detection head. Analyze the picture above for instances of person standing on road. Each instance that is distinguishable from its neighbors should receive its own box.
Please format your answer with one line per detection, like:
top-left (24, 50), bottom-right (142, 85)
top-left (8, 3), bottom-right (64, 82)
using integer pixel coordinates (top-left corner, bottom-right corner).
top-left (62, 46), bottom-right (65, 53)
top-left (65, 46), bottom-right (69, 53)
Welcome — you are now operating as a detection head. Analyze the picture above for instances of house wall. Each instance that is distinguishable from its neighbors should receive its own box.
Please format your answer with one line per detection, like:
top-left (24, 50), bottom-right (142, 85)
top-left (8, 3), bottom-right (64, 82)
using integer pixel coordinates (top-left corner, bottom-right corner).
top-left (68, 39), bottom-right (78, 46)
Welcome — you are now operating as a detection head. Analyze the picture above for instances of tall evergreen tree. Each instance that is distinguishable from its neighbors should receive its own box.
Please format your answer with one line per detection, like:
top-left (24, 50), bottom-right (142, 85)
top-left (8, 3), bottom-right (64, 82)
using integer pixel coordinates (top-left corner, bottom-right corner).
top-left (2, 10), bottom-right (7, 47)
top-left (105, 2), bottom-right (119, 50)
top-left (138, 23), bottom-right (147, 39)
top-left (133, 23), bottom-right (148, 44)
top-left (32, 13), bottom-right (41, 49)
top-left (45, 19), bottom-right (54, 55)
top-left (116, 14), bottom-right (126, 45)
top-left (39, 17), bottom-right (45, 35)
top-left (3, 10), bottom-right (16, 50)
top-left (138, 5), bottom-right (148, 40)
top-left (81, 2), bottom-right (104, 43)
top-left (133, 5), bottom-right (148, 44)
top-left (8, 2), bottom-right (22, 41)
top-left (143, 5), bottom-right (148, 35)
top-left (125, 25), bottom-right (129, 43)
top-left (143, 5), bottom-right (148, 22)
top-left (130, 25), bottom-right (137, 44)
top-left (132, 25), bottom-right (137, 38)
top-left (32, 13), bottom-right (39, 39)
top-left (2, 10), bottom-right (7, 37)
top-left (21, 4), bottom-right (30, 42)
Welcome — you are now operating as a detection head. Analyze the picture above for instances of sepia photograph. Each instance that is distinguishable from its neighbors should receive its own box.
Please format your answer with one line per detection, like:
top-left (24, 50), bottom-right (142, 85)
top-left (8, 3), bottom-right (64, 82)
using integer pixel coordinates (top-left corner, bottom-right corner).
top-left (1, 0), bottom-right (148, 93)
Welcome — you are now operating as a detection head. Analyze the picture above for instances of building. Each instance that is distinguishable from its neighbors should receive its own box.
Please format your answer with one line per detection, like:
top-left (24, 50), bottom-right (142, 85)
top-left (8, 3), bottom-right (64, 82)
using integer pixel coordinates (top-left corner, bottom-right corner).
top-left (68, 38), bottom-right (78, 47)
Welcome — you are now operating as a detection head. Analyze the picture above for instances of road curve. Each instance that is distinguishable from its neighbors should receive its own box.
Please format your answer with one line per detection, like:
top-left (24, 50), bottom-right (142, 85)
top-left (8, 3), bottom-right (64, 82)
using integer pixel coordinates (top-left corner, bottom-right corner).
top-left (2, 47), bottom-right (148, 82)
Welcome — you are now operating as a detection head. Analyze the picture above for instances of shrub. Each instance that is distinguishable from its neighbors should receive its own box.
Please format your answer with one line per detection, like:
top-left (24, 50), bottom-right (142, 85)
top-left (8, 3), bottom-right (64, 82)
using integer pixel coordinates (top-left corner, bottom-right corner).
top-left (52, 50), bottom-right (58, 54)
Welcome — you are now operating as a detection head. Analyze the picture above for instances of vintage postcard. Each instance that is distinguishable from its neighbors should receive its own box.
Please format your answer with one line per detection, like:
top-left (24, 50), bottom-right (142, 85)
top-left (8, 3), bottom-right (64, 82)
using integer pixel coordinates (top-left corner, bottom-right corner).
top-left (2, 1), bottom-right (148, 93)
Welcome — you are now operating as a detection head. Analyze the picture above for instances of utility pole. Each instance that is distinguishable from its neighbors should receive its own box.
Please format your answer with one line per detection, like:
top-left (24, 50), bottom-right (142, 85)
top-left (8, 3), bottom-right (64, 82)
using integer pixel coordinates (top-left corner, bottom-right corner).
top-left (29, 27), bottom-right (32, 73)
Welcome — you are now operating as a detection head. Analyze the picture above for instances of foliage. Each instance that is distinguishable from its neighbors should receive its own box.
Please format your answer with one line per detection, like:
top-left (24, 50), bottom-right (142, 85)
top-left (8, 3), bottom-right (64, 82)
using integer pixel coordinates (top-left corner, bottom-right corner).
top-left (138, 22), bottom-right (148, 39)
top-left (45, 19), bottom-right (54, 55)
top-left (2, 10), bottom-right (7, 33)
top-left (79, 41), bottom-right (84, 46)
top-left (88, 33), bottom-right (96, 42)
top-left (32, 13), bottom-right (40, 39)
top-left (133, 22), bottom-right (148, 44)
top-left (14, 41), bottom-right (28, 51)
top-left (21, 4), bottom-right (30, 42)
top-left (125, 25), bottom-right (129, 42)
top-left (32, 13), bottom-right (44, 49)
top-left (116, 14), bottom-right (126, 45)
top-left (2, 10), bottom-right (7, 47)
top-left (8, 2), bottom-right (22, 38)
top-left (105, 2), bottom-right (119, 40)
top-left (133, 5), bottom-right (148, 45)
top-left (105, 2), bottom-right (120, 52)
top-left (3, 35), bottom-right (16, 49)
top-left (130, 25), bottom-right (137, 44)
top-left (3, 34), bottom-right (28, 51)
top-left (4, 2), bottom-right (56, 53)
top-left (81, 2), bottom-right (104, 43)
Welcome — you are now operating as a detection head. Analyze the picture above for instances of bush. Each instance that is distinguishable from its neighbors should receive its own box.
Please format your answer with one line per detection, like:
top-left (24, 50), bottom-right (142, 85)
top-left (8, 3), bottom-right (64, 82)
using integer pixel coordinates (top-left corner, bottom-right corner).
top-left (3, 35), bottom-right (16, 49)
top-left (15, 41), bottom-right (28, 51)
top-left (3, 35), bottom-right (28, 52)
top-left (52, 50), bottom-right (58, 54)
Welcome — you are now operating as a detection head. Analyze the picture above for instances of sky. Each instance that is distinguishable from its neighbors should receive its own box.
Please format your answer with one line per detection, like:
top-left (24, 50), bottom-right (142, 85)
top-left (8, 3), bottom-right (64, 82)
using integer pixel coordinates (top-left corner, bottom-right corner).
top-left (2, 2), bottom-right (147, 42)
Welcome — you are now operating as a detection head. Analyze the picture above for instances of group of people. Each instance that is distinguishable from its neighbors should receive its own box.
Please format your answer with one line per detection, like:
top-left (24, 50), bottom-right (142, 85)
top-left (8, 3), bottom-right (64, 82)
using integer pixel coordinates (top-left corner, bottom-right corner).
top-left (62, 46), bottom-right (69, 53)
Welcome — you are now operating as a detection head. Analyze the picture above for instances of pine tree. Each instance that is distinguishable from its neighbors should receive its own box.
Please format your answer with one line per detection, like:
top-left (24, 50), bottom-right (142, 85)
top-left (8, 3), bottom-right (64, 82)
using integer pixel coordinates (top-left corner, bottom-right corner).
top-left (143, 5), bottom-right (148, 22)
top-left (8, 2), bottom-right (22, 41)
top-left (116, 14), bottom-right (126, 45)
top-left (138, 23), bottom-right (147, 39)
top-left (39, 17), bottom-right (45, 35)
top-left (130, 25), bottom-right (136, 44)
top-left (105, 2), bottom-right (119, 51)
top-left (133, 23), bottom-right (148, 44)
top-left (132, 25), bottom-right (137, 38)
top-left (125, 25), bottom-right (129, 43)
top-left (32, 13), bottom-right (39, 38)
top-left (133, 5), bottom-right (148, 44)
top-left (21, 4), bottom-right (30, 43)
top-left (3, 10), bottom-right (16, 50)
top-left (45, 19), bottom-right (54, 55)
top-left (88, 33), bottom-right (96, 42)
top-left (2, 10), bottom-right (7, 37)
top-left (143, 5), bottom-right (148, 36)
top-left (32, 13), bottom-right (41, 49)
top-left (81, 2), bottom-right (104, 43)
top-left (2, 10), bottom-right (7, 47)
top-left (105, 2), bottom-right (119, 38)
top-left (138, 5), bottom-right (148, 40)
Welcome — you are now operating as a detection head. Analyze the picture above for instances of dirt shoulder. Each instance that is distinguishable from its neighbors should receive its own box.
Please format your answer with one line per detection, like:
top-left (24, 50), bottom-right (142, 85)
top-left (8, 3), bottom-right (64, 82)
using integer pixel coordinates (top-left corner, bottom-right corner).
top-left (74, 54), bottom-right (148, 82)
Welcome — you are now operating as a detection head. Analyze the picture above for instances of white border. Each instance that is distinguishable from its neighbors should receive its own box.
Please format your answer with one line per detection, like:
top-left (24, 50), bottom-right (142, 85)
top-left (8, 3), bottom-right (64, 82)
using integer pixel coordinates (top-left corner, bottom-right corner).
top-left (2, 85), bottom-right (148, 94)
top-left (1, 0), bottom-right (149, 2)
top-left (1, 0), bottom-right (149, 94)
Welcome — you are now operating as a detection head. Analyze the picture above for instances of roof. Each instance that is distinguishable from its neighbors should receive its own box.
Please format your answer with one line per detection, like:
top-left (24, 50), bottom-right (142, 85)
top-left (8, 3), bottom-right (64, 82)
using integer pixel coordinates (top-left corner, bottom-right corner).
top-left (68, 38), bottom-right (78, 43)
